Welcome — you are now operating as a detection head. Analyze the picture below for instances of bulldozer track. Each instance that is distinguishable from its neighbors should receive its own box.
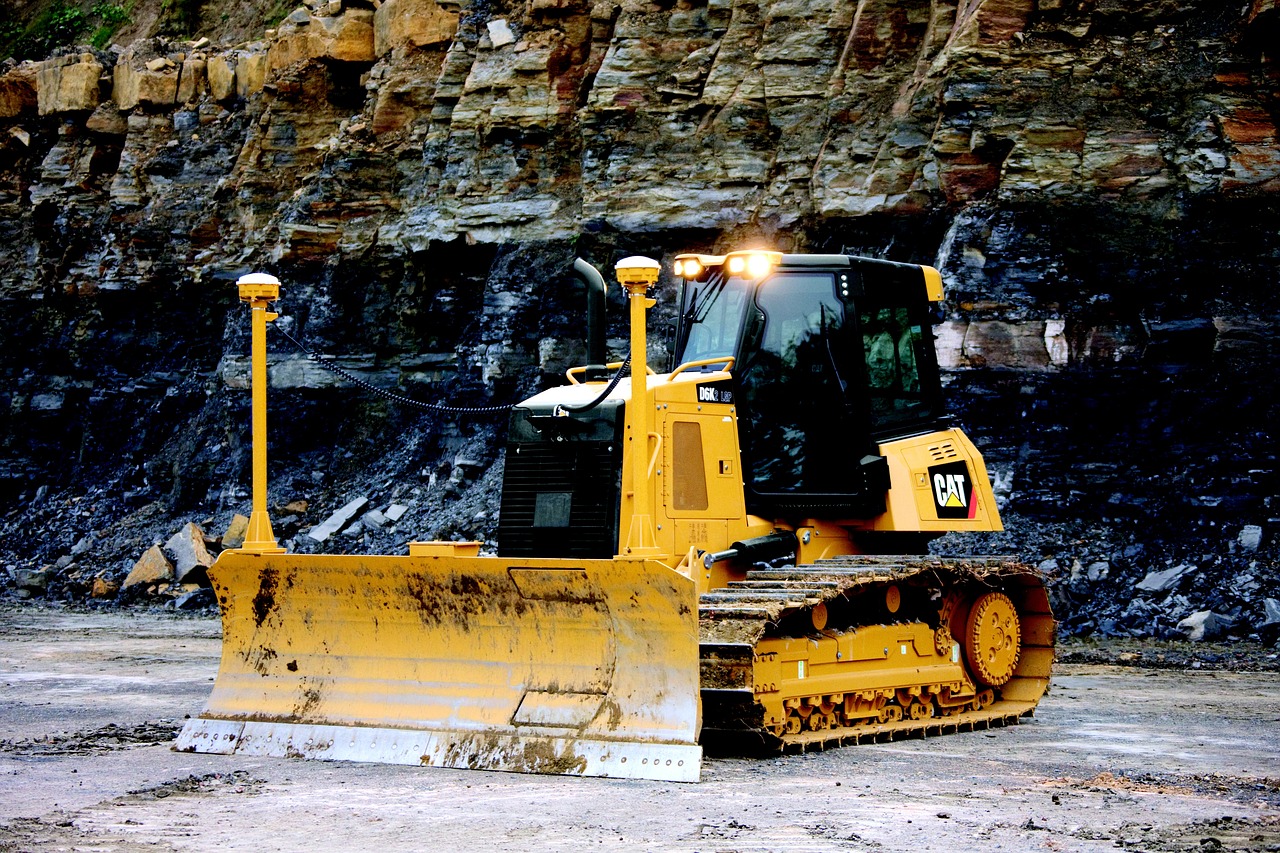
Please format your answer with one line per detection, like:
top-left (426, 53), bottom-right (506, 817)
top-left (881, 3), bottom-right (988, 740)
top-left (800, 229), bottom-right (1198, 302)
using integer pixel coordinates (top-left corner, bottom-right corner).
top-left (696, 555), bottom-right (1054, 753)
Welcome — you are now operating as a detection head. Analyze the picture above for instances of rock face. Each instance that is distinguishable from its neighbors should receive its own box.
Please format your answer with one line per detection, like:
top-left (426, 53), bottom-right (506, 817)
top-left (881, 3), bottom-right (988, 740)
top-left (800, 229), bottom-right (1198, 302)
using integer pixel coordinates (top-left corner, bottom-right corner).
top-left (0, 1), bottom-right (1276, 633)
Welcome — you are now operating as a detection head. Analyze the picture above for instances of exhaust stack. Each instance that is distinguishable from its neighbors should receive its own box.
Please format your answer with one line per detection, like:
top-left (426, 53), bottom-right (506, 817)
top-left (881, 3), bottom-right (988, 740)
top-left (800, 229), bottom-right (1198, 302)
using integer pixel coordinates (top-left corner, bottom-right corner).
top-left (572, 257), bottom-right (608, 368)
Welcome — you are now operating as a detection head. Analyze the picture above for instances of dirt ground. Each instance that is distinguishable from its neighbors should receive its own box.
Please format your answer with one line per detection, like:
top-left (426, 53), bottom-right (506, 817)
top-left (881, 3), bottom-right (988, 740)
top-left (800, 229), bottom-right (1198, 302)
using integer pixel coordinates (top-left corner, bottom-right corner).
top-left (1, 608), bottom-right (1278, 852)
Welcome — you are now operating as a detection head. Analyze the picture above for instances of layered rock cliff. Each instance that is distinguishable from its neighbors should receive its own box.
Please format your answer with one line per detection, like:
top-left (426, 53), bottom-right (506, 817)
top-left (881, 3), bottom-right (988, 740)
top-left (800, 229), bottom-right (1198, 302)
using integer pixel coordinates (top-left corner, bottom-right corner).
top-left (0, 0), bottom-right (1276, 637)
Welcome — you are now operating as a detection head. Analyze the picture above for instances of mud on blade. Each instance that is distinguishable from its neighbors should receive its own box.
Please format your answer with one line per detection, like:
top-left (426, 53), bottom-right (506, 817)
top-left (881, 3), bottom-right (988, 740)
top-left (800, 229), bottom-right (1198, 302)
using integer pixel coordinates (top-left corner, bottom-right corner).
top-left (176, 552), bottom-right (702, 782)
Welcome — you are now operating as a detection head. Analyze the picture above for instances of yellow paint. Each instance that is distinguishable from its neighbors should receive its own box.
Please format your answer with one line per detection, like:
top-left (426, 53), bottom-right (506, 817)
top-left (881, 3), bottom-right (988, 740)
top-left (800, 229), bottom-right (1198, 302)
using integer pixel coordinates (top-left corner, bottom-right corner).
top-left (616, 257), bottom-right (663, 557)
top-left (857, 428), bottom-right (1004, 533)
top-left (754, 622), bottom-right (971, 730)
top-left (408, 541), bottom-right (482, 557)
top-left (237, 273), bottom-right (283, 555)
top-left (202, 551), bottom-right (701, 750)
top-left (922, 265), bottom-right (945, 301)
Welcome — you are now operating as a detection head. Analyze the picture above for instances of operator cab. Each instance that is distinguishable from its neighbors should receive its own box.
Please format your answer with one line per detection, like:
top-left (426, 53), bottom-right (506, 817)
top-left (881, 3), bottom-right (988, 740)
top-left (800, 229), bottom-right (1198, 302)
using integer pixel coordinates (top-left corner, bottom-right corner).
top-left (672, 251), bottom-right (947, 518)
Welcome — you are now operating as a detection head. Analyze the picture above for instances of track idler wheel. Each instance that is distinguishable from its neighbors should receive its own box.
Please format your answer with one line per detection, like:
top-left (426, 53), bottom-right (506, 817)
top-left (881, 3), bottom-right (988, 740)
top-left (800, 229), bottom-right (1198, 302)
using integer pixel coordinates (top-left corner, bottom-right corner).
top-left (876, 705), bottom-right (903, 724)
top-left (904, 699), bottom-right (933, 721)
top-left (773, 710), bottom-right (804, 737)
top-left (963, 591), bottom-right (1021, 687)
top-left (804, 701), bottom-right (838, 731)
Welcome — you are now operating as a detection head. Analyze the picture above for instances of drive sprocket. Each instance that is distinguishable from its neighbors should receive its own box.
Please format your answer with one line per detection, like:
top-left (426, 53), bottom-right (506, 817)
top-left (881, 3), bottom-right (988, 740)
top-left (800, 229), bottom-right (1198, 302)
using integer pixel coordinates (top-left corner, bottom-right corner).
top-left (964, 591), bottom-right (1021, 687)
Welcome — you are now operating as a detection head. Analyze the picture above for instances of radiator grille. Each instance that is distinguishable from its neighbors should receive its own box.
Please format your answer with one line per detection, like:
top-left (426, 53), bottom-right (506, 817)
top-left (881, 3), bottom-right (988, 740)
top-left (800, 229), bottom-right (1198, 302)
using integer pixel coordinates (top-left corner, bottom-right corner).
top-left (497, 441), bottom-right (622, 559)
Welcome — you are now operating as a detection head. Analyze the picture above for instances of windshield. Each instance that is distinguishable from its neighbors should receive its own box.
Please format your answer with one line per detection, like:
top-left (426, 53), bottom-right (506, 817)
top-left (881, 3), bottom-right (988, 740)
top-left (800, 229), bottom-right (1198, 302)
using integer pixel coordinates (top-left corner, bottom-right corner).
top-left (674, 273), bottom-right (752, 365)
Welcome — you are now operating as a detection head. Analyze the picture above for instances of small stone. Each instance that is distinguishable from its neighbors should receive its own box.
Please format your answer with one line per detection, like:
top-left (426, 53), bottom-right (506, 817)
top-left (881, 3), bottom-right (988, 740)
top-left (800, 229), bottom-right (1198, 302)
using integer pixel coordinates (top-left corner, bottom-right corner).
top-left (1135, 564), bottom-right (1195, 593)
top-left (222, 514), bottom-right (249, 549)
top-left (123, 546), bottom-right (174, 590)
top-left (307, 497), bottom-right (370, 542)
top-left (176, 588), bottom-right (216, 610)
top-left (1237, 525), bottom-right (1263, 552)
top-left (71, 535), bottom-right (96, 557)
top-left (145, 57), bottom-right (171, 72)
top-left (1086, 561), bottom-right (1109, 581)
top-left (283, 499), bottom-right (309, 514)
top-left (384, 504), bottom-right (408, 522)
top-left (91, 577), bottom-right (120, 599)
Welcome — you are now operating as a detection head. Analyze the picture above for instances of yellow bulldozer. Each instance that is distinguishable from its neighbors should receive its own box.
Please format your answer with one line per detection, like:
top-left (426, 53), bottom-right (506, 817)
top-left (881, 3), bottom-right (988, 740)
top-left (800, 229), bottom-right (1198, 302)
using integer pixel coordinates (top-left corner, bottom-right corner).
top-left (175, 251), bottom-right (1054, 782)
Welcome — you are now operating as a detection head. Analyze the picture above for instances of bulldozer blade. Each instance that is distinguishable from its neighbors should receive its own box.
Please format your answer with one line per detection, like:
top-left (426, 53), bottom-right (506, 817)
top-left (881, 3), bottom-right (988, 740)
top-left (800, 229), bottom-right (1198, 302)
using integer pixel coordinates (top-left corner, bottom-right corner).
top-left (175, 551), bottom-right (702, 782)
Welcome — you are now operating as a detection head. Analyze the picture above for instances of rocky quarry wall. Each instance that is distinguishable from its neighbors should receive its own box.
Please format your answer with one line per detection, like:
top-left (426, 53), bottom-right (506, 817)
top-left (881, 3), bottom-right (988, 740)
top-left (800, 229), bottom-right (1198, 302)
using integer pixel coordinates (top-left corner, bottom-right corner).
top-left (0, 0), bottom-right (1277, 644)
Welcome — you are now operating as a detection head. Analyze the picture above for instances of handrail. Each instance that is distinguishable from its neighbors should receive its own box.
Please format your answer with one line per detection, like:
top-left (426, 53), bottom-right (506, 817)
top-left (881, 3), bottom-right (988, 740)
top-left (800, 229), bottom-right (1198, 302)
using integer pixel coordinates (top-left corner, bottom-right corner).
top-left (666, 356), bottom-right (735, 381)
top-left (646, 432), bottom-right (663, 480)
top-left (565, 361), bottom-right (657, 385)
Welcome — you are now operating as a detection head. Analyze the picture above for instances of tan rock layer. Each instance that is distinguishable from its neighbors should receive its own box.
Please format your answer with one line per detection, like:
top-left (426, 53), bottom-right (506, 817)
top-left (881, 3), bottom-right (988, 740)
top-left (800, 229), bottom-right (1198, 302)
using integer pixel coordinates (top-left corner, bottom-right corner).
top-left (0, 0), bottom-right (1275, 374)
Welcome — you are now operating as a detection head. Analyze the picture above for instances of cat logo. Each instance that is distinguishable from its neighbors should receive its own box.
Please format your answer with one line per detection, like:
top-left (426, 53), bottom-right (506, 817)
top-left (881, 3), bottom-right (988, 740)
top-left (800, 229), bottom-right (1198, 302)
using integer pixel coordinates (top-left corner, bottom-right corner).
top-left (928, 461), bottom-right (976, 520)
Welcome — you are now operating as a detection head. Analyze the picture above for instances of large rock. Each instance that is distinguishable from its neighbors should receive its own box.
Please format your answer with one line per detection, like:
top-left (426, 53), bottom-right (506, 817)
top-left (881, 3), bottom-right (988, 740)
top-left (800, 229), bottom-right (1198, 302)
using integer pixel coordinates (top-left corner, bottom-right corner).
top-left (0, 64), bottom-right (38, 118)
top-left (306, 497), bottom-right (370, 542)
top-left (85, 103), bottom-right (128, 135)
top-left (1176, 610), bottom-right (1231, 642)
top-left (1135, 564), bottom-right (1195, 594)
top-left (123, 545), bottom-right (174, 590)
top-left (270, 9), bottom-right (376, 71)
top-left (374, 0), bottom-right (459, 57)
top-left (163, 522), bottom-right (215, 583)
top-left (236, 50), bottom-right (269, 98)
top-left (222, 514), bottom-right (249, 549)
top-left (177, 58), bottom-right (208, 104)
top-left (113, 55), bottom-right (180, 110)
top-left (1237, 525), bottom-right (1263, 552)
top-left (36, 55), bottom-right (103, 115)
top-left (207, 54), bottom-right (237, 101)
top-left (14, 566), bottom-right (53, 595)
top-left (1264, 598), bottom-right (1280, 626)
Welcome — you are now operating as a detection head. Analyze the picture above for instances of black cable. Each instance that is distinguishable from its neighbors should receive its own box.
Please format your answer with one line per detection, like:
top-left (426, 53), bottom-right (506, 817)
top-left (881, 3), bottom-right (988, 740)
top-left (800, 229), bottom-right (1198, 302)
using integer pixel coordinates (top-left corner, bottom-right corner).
top-left (554, 356), bottom-right (631, 415)
top-left (270, 322), bottom-right (514, 415)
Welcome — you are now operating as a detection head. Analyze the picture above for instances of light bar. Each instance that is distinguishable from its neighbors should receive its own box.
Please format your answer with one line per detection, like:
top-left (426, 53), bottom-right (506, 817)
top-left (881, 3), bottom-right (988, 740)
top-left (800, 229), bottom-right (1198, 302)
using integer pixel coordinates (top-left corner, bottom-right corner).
top-left (672, 253), bottom-right (721, 280)
top-left (723, 250), bottom-right (783, 280)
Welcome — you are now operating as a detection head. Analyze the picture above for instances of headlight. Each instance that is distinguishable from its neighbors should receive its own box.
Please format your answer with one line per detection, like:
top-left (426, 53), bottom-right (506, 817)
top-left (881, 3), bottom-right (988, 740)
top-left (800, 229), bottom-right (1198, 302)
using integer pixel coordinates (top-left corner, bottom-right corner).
top-left (726, 255), bottom-right (746, 275)
top-left (746, 253), bottom-right (772, 279)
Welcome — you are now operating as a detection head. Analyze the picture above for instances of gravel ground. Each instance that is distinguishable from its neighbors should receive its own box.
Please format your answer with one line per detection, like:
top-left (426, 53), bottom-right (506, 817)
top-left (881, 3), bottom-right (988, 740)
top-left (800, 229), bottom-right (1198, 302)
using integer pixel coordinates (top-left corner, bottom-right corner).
top-left (1, 608), bottom-right (1278, 852)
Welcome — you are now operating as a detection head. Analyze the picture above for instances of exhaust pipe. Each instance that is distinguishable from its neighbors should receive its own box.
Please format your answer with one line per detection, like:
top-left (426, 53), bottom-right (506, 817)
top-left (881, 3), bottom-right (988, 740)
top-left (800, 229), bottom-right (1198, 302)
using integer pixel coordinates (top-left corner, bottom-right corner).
top-left (573, 257), bottom-right (607, 367)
